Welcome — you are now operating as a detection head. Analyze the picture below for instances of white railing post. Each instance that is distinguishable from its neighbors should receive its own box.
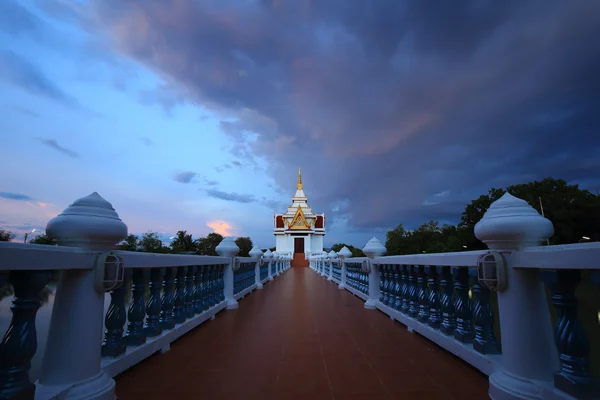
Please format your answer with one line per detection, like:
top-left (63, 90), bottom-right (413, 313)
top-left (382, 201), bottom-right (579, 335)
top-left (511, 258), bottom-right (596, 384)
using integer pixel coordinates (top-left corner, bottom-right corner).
top-left (363, 237), bottom-right (386, 309)
top-left (475, 192), bottom-right (558, 400)
top-left (327, 250), bottom-right (336, 280)
top-left (273, 252), bottom-right (279, 276)
top-left (264, 250), bottom-right (274, 281)
top-left (37, 193), bottom-right (127, 399)
top-left (338, 246), bottom-right (352, 290)
top-left (216, 237), bottom-right (240, 310)
top-left (249, 246), bottom-right (263, 289)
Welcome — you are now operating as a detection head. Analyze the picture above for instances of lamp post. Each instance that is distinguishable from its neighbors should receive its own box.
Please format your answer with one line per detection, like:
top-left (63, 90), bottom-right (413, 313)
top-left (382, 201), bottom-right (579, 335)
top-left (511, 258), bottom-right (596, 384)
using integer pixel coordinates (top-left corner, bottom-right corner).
top-left (23, 229), bottom-right (36, 243)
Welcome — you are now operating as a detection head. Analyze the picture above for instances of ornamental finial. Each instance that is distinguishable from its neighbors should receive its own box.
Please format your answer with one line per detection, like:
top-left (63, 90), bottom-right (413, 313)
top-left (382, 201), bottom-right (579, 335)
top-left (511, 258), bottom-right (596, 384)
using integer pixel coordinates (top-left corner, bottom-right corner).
top-left (297, 166), bottom-right (302, 190)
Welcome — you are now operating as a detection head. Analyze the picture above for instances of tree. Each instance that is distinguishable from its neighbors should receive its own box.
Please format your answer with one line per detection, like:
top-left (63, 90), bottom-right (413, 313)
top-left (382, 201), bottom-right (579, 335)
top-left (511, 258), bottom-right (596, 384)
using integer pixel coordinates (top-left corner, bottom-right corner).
top-left (116, 234), bottom-right (139, 251)
top-left (331, 243), bottom-right (365, 257)
top-left (138, 231), bottom-right (170, 253)
top-left (170, 230), bottom-right (196, 253)
top-left (235, 237), bottom-right (253, 257)
top-left (385, 224), bottom-right (411, 255)
top-left (196, 233), bottom-right (223, 256)
top-left (0, 230), bottom-right (14, 242)
top-left (29, 234), bottom-right (57, 245)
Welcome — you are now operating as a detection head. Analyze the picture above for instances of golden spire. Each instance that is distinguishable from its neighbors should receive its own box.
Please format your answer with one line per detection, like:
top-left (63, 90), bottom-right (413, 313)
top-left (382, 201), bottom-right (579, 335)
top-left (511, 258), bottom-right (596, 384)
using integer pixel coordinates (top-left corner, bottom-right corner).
top-left (297, 166), bottom-right (302, 189)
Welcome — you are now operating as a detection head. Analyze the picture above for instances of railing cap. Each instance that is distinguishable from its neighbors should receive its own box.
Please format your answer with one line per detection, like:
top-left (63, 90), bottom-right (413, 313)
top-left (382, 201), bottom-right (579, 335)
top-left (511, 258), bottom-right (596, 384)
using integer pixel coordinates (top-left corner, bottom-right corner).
top-left (46, 192), bottom-right (127, 250)
top-left (249, 246), bottom-right (263, 259)
top-left (474, 192), bottom-right (554, 250)
top-left (362, 237), bottom-right (386, 258)
top-left (216, 237), bottom-right (240, 257)
top-left (263, 249), bottom-right (273, 260)
top-left (338, 246), bottom-right (352, 258)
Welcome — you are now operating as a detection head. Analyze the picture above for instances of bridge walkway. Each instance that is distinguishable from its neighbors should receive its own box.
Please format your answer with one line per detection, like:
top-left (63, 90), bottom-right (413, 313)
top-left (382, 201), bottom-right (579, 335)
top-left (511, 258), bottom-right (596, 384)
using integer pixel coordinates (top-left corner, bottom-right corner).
top-left (115, 268), bottom-right (489, 399)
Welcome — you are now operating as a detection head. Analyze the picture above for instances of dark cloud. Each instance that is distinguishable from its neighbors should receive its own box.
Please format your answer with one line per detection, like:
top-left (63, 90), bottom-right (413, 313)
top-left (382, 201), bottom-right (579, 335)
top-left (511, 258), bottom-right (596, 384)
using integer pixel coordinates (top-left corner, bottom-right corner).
top-left (37, 138), bottom-right (80, 158)
top-left (206, 189), bottom-right (255, 203)
top-left (6, 104), bottom-right (41, 118)
top-left (0, 192), bottom-right (34, 201)
top-left (90, 0), bottom-right (600, 233)
top-left (173, 171), bottom-right (198, 184)
top-left (232, 160), bottom-right (242, 166)
top-left (0, 50), bottom-right (80, 108)
top-left (215, 164), bottom-right (233, 173)
top-left (138, 82), bottom-right (187, 115)
top-left (204, 178), bottom-right (219, 186)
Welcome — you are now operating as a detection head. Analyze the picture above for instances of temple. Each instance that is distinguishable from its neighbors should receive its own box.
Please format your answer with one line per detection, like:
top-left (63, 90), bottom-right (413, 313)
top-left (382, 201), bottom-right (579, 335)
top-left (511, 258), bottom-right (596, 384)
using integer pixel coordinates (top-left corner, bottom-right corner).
top-left (273, 167), bottom-right (325, 263)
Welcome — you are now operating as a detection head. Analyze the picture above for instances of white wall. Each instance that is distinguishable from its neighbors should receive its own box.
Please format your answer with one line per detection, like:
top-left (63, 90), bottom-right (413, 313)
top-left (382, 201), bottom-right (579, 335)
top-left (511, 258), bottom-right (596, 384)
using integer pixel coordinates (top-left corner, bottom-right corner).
top-left (311, 235), bottom-right (323, 253)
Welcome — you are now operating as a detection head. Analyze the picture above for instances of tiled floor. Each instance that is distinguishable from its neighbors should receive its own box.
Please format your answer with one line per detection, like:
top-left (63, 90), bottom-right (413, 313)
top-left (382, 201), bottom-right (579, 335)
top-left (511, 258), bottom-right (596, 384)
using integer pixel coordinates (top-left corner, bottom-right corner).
top-left (115, 268), bottom-right (490, 399)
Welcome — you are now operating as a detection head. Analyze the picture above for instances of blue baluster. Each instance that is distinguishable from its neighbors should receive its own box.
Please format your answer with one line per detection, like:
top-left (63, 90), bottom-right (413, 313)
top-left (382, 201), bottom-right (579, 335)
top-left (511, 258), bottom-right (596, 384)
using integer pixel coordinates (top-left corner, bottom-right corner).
top-left (185, 266), bottom-right (195, 318)
top-left (541, 270), bottom-right (595, 397)
top-left (393, 265), bottom-right (402, 311)
top-left (408, 266), bottom-right (418, 318)
top-left (472, 277), bottom-right (500, 354)
top-left (102, 270), bottom-right (130, 357)
top-left (453, 267), bottom-right (474, 343)
top-left (201, 266), bottom-right (210, 311)
top-left (428, 266), bottom-right (441, 329)
top-left (379, 266), bottom-right (386, 303)
top-left (144, 268), bottom-right (164, 337)
top-left (193, 266), bottom-right (202, 314)
top-left (440, 266), bottom-right (455, 335)
top-left (218, 265), bottom-right (225, 302)
top-left (400, 265), bottom-right (410, 314)
top-left (125, 269), bottom-right (147, 346)
top-left (0, 271), bottom-right (52, 399)
top-left (173, 267), bottom-right (187, 324)
top-left (160, 268), bottom-right (175, 330)
top-left (208, 265), bottom-right (217, 307)
top-left (417, 266), bottom-right (430, 323)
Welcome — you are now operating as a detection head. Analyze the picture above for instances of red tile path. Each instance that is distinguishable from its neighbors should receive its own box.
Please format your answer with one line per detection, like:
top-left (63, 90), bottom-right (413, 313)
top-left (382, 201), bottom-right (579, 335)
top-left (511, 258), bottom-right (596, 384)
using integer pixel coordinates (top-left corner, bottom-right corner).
top-left (115, 267), bottom-right (490, 399)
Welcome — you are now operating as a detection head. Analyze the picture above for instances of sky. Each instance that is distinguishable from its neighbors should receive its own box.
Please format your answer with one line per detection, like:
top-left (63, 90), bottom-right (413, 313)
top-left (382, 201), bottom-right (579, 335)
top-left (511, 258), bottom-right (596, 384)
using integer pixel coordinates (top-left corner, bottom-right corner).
top-left (1, 0), bottom-right (599, 249)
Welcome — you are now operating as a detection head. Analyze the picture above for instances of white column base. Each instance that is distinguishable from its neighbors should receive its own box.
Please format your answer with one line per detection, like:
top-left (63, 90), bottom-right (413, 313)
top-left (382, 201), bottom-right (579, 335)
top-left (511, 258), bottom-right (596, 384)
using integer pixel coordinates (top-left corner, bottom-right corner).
top-left (269, 276), bottom-right (274, 281)
top-left (327, 276), bottom-right (332, 281)
top-left (338, 284), bottom-right (345, 290)
top-left (257, 282), bottom-right (263, 289)
top-left (489, 368), bottom-right (543, 400)
top-left (226, 299), bottom-right (239, 310)
top-left (36, 371), bottom-right (115, 400)
top-left (364, 299), bottom-right (377, 309)
top-left (160, 344), bottom-right (171, 353)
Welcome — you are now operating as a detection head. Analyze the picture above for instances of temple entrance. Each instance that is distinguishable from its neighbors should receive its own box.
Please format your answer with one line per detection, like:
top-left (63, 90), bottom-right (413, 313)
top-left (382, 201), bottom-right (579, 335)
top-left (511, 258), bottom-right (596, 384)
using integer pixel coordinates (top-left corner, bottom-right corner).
top-left (294, 237), bottom-right (304, 254)
top-left (292, 237), bottom-right (308, 267)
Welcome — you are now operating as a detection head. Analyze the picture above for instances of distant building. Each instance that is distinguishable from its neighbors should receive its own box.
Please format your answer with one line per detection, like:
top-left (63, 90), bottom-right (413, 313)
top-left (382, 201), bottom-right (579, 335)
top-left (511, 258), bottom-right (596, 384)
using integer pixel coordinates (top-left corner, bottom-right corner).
top-left (273, 167), bottom-right (325, 257)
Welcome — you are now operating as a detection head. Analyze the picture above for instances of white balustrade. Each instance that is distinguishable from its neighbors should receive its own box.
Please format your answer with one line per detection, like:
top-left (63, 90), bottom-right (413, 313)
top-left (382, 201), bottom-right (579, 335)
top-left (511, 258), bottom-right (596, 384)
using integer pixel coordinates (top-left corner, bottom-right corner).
top-left (0, 193), bottom-right (279, 400)
top-left (308, 192), bottom-right (600, 400)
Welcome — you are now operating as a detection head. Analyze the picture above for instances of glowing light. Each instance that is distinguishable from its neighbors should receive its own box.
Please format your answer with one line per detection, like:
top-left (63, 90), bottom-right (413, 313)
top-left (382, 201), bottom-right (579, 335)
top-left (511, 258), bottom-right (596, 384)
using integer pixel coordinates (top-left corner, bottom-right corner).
top-left (468, 289), bottom-right (473, 300)
top-left (207, 220), bottom-right (235, 236)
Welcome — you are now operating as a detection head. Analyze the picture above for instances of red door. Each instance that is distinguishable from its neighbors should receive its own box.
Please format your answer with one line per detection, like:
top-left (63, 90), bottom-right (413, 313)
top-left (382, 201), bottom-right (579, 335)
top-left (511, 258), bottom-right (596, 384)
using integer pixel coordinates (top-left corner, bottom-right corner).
top-left (294, 238), bottom-right (304, 254)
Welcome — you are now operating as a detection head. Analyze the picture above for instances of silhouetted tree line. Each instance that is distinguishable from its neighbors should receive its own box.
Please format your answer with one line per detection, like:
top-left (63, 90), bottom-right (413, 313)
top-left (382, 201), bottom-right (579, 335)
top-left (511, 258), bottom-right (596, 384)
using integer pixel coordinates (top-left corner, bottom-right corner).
top-left (0, 228), bottom-right (255, 257)
top-left (115, 231), bottom-right (254, 257)
top-left (384, 177), bottom-right (600, 255)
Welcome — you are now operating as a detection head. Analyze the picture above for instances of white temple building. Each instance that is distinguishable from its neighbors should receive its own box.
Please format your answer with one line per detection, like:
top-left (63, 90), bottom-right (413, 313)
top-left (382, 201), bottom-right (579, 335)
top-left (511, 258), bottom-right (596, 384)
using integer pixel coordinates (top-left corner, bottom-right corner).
top-left (273, 167), bottom-right (325, 259)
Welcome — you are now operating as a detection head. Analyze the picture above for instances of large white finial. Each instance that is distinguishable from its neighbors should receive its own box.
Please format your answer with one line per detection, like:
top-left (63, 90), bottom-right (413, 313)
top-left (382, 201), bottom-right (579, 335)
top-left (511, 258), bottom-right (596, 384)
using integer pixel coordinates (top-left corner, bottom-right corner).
top-left (474, 192), bottom-right (554, 250)
top-left (46, 192), bottom-right (127, 249)
top-left (363, 237), bottom-right (386, 258)
top-left (215, 237), bottom-right (240, 257)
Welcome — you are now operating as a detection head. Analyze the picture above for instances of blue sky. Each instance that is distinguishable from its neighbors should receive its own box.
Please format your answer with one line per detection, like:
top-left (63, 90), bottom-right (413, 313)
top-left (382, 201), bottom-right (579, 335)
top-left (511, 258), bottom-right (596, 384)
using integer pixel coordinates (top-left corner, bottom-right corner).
top-left (1, 0), bottom-right (599, 249)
